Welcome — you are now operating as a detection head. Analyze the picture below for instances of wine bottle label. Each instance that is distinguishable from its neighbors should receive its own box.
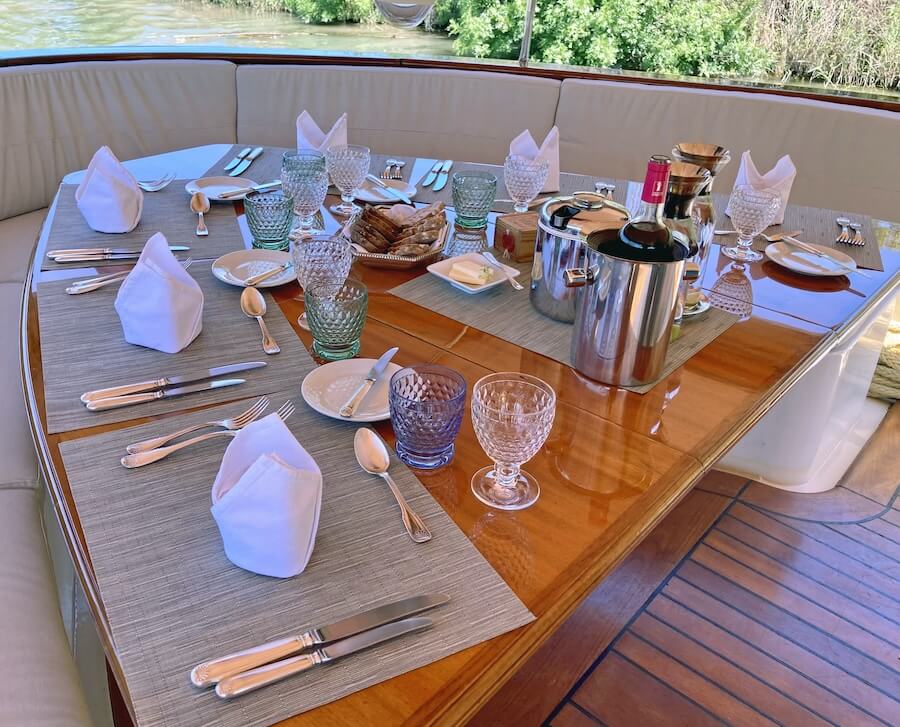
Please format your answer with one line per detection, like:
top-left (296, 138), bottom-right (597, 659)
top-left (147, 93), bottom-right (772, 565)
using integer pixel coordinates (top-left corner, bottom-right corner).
top-left (641, 158), bottom-right (671, 205)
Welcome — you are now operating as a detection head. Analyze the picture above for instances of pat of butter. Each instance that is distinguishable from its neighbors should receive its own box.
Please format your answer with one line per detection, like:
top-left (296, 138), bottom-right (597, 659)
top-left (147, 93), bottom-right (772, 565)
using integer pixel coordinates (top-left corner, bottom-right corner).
top-left (448, 261), bottom-right (493, 286)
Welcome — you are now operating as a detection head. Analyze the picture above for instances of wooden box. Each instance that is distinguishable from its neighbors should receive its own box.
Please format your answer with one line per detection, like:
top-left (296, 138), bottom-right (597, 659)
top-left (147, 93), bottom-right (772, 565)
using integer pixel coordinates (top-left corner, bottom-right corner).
top-left (494, 212), bottom-right (539, 263)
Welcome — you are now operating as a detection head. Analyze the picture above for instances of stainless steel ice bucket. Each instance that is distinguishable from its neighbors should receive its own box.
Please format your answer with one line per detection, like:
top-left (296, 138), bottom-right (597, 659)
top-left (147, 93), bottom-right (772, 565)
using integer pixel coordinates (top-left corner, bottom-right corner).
top-left (530, 192), bottom-right (628, 323)
top-left (564, 230), bottom-right (685, 387)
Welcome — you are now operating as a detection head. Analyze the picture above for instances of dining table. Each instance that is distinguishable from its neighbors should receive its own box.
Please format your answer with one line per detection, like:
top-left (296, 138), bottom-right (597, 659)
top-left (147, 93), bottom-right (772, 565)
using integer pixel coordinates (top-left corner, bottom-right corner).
top-left (20, 143), bottom-right (900, 726)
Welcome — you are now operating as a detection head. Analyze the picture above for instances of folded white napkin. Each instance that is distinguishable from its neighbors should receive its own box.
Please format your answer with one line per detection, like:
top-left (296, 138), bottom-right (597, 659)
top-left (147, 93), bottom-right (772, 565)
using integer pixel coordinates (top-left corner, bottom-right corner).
top-left (296, 110), bottom-right (348, 151)
top-left (509, 126), bottom-right (560, 193)
top-left (75, 146), bottom-right (144, 233)
top-left (211, 414), bottom-right (322, 579)
top-left (726, 151), bottom-right (796, 225)
top-left (114, 232), bottom-right (203, 354)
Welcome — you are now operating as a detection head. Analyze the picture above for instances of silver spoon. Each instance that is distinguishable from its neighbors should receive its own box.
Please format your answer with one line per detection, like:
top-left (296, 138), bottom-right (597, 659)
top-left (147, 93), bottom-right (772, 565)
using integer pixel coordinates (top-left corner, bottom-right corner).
top-left (353, 429), bottom-right (431, 543)
top-left (240, 286), bottom-right (280, 355)
top-left (191, 191), bottom-right (210, 237)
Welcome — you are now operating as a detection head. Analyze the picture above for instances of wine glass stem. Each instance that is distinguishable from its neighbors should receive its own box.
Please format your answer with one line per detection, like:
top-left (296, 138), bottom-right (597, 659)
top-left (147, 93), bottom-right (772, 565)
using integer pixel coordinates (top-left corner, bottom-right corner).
top-left (737, 234), bottom-right (754, 251)
top-left (299, 215), bottom-right (313, 230)
top-left (513, 202), bottom-right (528, 213)
top-left (493, 463), bottom-right (521, 489)
top-left (341, 192), bottom-right (354, 206)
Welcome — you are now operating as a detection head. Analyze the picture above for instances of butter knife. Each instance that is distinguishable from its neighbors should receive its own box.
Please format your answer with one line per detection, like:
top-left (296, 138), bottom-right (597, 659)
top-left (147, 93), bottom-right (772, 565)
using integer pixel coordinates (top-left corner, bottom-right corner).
top-left (85, 378), bottom-right (246, 411)
top-left (219, 180), bottom-right (282, 200)
top-left (229, 146), bottom-right (264, 177)
top-left (49, 246), bottom-right (189, 258)
top-left (80, 362), bottom-right (266, 403)
top-left (223, 147), bottom-right (252, 172)
top-left (364, 175), bottom-right (412, 205)
top-left (339, 347), bottom-right (398, 417)
top-left (432, 159), bottom-right (453, 192)
top-left (421, 160), bottom-right (443, 188)
top-left (192, 593), bottom-right (448, 688)
top-left (216, 617), bottom-right (433, 699)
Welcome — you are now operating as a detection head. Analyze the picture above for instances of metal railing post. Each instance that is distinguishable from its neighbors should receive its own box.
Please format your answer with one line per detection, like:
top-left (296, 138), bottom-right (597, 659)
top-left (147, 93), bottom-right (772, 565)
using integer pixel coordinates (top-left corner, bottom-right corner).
top-left (518, 0), bottom-right (537, 66)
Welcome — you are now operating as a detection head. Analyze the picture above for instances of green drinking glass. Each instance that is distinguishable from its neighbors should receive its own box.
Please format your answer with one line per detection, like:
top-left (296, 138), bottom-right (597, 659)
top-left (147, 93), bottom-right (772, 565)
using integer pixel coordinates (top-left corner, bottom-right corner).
top-left (305, 279), bottom-right (368, 361)
top-left (451, 171), bottom-right (497, 229)
top-left (244, 189), bottom-right (294, 250)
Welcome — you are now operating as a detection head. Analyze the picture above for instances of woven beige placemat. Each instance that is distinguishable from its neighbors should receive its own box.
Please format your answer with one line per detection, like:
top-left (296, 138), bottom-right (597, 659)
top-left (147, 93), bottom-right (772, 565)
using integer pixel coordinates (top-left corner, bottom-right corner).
top-left (59, 393), bottom-right (533, 727)
top-left (43, 183), bottom-right (246, 269)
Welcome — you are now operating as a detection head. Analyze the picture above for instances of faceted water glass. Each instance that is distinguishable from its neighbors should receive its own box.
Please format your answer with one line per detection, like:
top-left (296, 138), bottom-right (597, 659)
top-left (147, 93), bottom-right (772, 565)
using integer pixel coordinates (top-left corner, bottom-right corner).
top-left (723, 185), bottom-right (781, 263)
top-left (451, 171), bottom-right (497, 229)
top-left (389, 365), bottom-right (467, 469)
top-left (282, 151), bottom-right (328, 234)
top-left (504, 155), bottom-right (549, 213)
top-left (291, 234), bottom-right (352, 330)
top-left (470, 372), bottom-right (556, 511)
top-left (244, 189), bottom-right (294, 250)
top-left (325, 145), bottom-right (370, 217)
top-left (305, 279), bottom-right (368, 361)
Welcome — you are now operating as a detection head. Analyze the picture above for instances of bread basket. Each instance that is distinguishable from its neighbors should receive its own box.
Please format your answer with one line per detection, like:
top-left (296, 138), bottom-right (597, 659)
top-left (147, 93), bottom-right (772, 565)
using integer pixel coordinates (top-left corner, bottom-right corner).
top-left (349, 205), bottom-right (449, 270)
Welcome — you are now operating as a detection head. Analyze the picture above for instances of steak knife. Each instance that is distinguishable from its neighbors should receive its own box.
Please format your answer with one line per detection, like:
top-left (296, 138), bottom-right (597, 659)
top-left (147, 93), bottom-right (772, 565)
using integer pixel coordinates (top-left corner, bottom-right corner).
top-left (432, 159), bottom-right (453, 192)
top-left (223, 147), bottom-right (252, 172)
top-left (229, 146), bottom-right (264, 177)
top-left (85, 378), bottom-right (245, 412)
top-left (339, 346), bottom-right (398, 417)
top-left (216, 617), bottom-right (433, 699)
top-left (80, 361), bottom-right (267, 403)
top-left (190, 593), bottom-right (449, 687)
top-left (49, 246), bottom-right (189, 258)
top-left (421, 160), bottom-right (443, 188)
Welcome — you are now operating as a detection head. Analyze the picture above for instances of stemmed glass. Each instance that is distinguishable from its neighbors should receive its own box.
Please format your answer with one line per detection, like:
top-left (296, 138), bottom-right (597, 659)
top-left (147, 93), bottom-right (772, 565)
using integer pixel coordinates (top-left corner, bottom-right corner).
top-left (291, 234), bottom-right (352, 330)
top-left (470, 372), bottom-right (557, 511)
top-left (325, 145), bottom-right (370, 217)
top-left (504, 155), bottom-right (549, 213)
top-left (281, 151), bottom-right (328, 235)
top-left (723, 185), bottom-right (781, 263)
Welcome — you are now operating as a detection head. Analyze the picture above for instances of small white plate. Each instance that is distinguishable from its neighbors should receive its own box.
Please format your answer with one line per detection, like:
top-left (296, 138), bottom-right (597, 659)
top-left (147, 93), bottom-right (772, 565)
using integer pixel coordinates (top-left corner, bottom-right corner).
top-left (301, 358), bottom-right (403, 423)
top-left (427, 252), bottom-right (521, 294)
top-left (765, 241), bottom-right (856, 277)
top-left (211, 250), bottom-right (294, 288)
top-left (356, 178), bottom-right (417, 204)
top-left (185, 176), bottom-right (256, 202)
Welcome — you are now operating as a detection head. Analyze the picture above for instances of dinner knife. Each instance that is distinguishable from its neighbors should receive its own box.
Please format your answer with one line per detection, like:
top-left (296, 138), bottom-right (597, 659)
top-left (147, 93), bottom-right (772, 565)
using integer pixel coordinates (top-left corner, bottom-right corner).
top-left (339, 346), bottom-right (399, 417)
top-left (781, 236), bottom-right (871, 278)
top-left (216, 617), bottom-right (433, 699)
top-left (80, 361), bottom-right (267, 403)
top-left (230, 146), bottom-right (264, 177)
top-left (223, 146), bottom-right (252, 172)
top-left (84, 378), bottom-right (245, 412)
top-left (190, 592), bottom-right (448, 687)
top-left (421, 160), bottom-right (443, 188)
top-left (49, 246), bottom-right (189, 258)
top-left (365, 174), bottom-right (412, 205)
top-left (432, 159), bottom-right (453, 192)
top-left (219, 180), bottom-right (282, 200)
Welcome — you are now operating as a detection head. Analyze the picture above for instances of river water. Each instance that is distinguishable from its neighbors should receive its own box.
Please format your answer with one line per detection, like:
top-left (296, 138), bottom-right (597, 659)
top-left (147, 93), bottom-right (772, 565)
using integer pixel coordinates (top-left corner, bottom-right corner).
top-left (0, 0), bottom-right (455, 56)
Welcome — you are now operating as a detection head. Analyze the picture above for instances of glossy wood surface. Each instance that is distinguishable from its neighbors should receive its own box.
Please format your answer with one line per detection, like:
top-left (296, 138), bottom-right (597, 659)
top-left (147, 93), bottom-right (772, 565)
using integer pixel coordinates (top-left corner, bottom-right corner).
top-left (21, 178), bottom-right (900, 726)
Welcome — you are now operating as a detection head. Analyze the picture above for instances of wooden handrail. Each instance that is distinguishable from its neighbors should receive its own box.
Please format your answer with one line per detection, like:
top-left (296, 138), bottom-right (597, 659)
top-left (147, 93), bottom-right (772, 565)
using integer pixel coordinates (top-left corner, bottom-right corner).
top-left (1, 46), bottom-right (898, 113)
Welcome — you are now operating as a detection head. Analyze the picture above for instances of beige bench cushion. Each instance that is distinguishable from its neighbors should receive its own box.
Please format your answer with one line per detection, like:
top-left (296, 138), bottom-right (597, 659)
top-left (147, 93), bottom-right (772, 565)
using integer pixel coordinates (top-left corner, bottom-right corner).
top-left (555, 79), bottom-right (900, 221)
top-left (0, 282), bottom-right (38, 487)
top-left (0, 60), bottom-right (238, 220)
top-left (0, 487), bottom-right (91, 725)
top-left (237, 65), bottom-right (561, 164)
top-left (0, 208), bottom-right (46, 284)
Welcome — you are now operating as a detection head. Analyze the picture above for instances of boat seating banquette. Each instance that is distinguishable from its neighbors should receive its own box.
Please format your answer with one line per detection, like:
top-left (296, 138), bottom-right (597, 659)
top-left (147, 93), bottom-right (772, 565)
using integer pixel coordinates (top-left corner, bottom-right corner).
top-left (0, 58), bottom-right (897, 725)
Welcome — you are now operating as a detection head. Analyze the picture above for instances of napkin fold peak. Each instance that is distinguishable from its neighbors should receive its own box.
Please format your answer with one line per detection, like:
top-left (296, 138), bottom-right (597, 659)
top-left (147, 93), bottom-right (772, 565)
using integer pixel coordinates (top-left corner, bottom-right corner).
top-left (509, 126), bottom-right (560, 194)
top-left (75, 146), bottom-right (144, 233)
top-left (296, 110), bottom-right (348, 151)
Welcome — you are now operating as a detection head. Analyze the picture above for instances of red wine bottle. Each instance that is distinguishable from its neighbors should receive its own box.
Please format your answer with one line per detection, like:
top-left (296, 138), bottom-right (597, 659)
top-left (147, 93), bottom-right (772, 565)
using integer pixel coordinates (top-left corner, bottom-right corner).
top-left (611, 155), bottom-right (688, 262)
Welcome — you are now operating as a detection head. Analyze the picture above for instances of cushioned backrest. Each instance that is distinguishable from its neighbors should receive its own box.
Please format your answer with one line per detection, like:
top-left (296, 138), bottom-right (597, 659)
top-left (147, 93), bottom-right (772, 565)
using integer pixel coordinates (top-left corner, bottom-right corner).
top-left (555, 79), bottom-right (900, 221)
top-left (0, 60), bottom-right (237, 220)
top-left (237, 65), bottom-right (561, 165)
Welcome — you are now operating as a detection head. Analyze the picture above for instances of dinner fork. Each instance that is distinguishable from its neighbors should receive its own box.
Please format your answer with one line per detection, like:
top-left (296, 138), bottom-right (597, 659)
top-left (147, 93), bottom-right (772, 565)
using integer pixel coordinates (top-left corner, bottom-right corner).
top-left (390, 160), bottom-right (406, 180)
top-left (66, 258), bottom-right (193, 295)
top-left (380, 160), bottom-right (394, 180)
top-left (125, 396), bottom-right (270, 454)
top-left (137, 171), bottom-right (176, 192)
top-left (835, 217), bottom-right (852, 244)
top-left (120, 401), bottom-right (294, 469)
top-left (848, 222), bottom-right (865, 246)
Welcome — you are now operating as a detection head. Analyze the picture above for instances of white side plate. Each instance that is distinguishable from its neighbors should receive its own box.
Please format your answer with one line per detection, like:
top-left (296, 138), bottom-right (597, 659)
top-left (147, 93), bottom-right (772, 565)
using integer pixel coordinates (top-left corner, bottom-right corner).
top-left (355, 178), bottom-right (417, 204)
top-left (427, 252), bottom-right (521, 295)
top-left (765, 241), bottom-right (857, 277)
top-left (301, 359), bottom-right (403, 423)
top-left (211, 250), bottom-right (293, 288)
top-left (185, 177), bottom-right (256, 202)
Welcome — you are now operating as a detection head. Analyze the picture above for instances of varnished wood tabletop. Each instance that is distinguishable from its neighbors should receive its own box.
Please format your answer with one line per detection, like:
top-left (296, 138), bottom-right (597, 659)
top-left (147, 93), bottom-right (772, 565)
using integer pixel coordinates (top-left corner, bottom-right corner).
top-left (21, 179), bottom-right (900, 726)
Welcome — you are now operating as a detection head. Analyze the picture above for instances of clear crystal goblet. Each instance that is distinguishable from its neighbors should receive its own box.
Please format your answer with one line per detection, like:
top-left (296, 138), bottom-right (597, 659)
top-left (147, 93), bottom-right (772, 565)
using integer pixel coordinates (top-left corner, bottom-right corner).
top-left (291, 233), bottom-right (352, 330)
top-left (723, 185), bottom-right (781, 263)
top-left (504, 155), bottom-right (549, 213)
top-left (470, 372), bottom-right (556, 511)
top-left (325, 145), bottom-right (370, 217)
top-left (281, 151), bottom-right (328, 235)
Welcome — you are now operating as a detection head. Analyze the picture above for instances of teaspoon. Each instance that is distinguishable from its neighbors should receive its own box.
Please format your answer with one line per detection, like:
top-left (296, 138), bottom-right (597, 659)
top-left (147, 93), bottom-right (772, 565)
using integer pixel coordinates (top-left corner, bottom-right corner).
top-left (240, 286), bottom-right (280, 355)
top-left (191, 191), bottom-right (210, 237)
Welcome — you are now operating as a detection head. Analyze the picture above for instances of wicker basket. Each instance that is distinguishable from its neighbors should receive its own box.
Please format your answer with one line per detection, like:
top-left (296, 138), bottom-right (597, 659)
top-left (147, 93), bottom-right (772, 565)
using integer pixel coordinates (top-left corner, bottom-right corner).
top-left (350, 218), bottom-right (450, 270)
